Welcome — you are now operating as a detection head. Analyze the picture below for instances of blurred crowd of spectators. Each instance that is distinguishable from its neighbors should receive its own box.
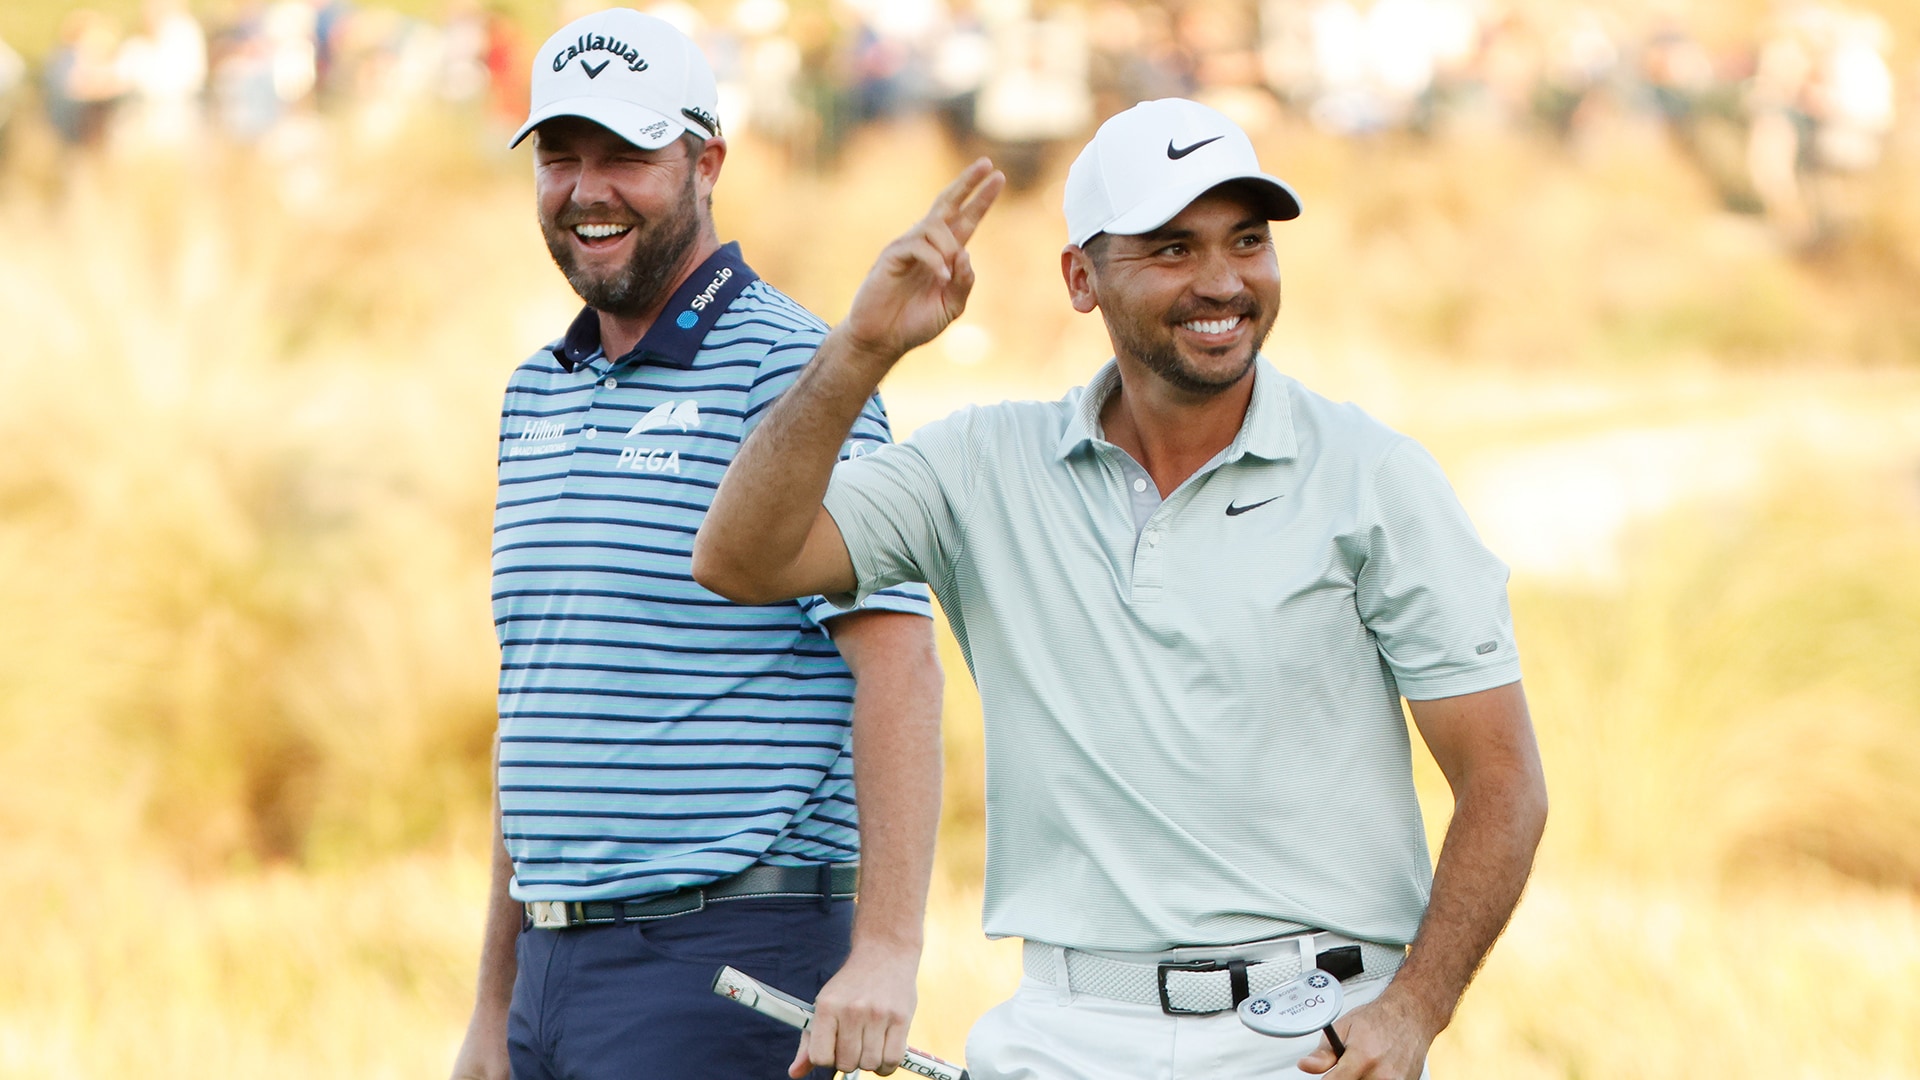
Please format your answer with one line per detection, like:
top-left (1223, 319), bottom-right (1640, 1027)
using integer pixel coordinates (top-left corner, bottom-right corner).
top-left (0, 0), bottom-right (1905, 237)
top-left (0, 0), bottom-right (525, 151)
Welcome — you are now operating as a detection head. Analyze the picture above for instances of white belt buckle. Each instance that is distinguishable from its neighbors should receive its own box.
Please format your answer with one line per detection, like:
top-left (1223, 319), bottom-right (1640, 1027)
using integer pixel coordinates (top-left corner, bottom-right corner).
top-left (529, 901), bottom-right (572, 929)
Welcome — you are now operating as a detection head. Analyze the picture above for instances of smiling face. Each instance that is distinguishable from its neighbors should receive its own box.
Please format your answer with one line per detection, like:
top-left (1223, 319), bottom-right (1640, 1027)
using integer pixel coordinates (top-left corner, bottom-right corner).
top-left (1065, 184), bottom-right (1281, 397)
top-left (532, 117), bottom-right (722, 318)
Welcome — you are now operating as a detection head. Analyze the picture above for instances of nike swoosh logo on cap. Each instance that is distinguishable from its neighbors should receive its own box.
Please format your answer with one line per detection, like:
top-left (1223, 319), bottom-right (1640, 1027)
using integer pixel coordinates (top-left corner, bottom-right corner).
top-left (1167, 136), bottom-right (1224, 159)
top-left (581, 58), bottom-right (610, 78)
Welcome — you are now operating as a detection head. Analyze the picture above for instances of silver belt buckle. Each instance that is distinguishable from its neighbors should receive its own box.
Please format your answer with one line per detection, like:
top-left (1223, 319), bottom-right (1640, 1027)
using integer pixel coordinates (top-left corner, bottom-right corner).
top-left (529, 901), bottom-right (573, 929)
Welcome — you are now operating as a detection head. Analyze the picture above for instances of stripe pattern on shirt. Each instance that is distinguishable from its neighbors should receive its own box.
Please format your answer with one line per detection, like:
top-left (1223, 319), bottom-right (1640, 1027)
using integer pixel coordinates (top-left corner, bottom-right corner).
top-left (493, 251), bottom-right (928, 902)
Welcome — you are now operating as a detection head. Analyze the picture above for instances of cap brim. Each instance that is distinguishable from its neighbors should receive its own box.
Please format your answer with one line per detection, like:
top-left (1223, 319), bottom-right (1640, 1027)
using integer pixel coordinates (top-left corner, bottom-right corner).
top-left (1084, 174), bottom-right (1302, 246)
top-left (508, 97), bottom-right (691, 151)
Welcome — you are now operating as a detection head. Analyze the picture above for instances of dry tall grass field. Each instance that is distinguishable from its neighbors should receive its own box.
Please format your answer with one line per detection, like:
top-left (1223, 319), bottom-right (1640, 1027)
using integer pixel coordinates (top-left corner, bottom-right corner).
top-left (0, 101), bottom-right (1917, 1078)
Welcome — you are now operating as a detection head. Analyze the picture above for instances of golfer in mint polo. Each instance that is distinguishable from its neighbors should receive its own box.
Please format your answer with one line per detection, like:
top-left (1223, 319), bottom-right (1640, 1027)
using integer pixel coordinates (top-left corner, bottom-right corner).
top-left (449, 10), bottom-right (946, 1080)
top-left (694, 98), bottom-right (1548, 1079)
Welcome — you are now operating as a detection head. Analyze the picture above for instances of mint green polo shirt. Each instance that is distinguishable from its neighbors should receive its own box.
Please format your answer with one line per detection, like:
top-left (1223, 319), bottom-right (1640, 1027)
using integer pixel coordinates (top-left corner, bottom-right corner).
top-left (822, 358), bottom-right (1521, 951)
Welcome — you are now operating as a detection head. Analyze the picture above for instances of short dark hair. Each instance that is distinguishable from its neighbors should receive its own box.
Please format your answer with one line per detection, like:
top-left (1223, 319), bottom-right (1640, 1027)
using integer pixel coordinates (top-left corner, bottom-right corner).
top-left (1080, 233), bottom-right (1111, 267)
top-left (679, 131), bottom-right (714, 214)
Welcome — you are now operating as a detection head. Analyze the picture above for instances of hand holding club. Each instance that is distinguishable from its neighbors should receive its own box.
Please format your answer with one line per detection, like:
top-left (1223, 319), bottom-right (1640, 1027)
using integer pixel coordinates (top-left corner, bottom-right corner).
top-left (1294, 986), bottom-right (1437, 1080)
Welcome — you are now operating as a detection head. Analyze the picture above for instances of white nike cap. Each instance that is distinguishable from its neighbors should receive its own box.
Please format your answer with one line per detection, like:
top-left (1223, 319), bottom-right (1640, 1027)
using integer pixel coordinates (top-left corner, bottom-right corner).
top-left (1063, 98), bottom-right (1301, 248)
top-left (509, 8), bottom-right (722, 151)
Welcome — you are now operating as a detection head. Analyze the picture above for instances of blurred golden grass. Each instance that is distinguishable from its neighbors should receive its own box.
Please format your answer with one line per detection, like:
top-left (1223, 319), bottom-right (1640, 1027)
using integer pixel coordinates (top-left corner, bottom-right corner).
top-left (1518, 484), bottom-right (1920, 890)
top-left (0, 107), bottom-right (1917, 1076)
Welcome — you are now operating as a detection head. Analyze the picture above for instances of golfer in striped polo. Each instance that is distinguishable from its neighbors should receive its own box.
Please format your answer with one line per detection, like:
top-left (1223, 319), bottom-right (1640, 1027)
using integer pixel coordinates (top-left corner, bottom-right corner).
top-left (451, 11), bottom-right (943, 1080)
top-left (695, 98), bottom-right (1548, 1079)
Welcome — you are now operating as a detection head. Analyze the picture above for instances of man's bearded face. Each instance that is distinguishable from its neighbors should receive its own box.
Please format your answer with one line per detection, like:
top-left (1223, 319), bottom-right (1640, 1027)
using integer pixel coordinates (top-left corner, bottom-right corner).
top-left (540, 159), bottom-right (701, 318)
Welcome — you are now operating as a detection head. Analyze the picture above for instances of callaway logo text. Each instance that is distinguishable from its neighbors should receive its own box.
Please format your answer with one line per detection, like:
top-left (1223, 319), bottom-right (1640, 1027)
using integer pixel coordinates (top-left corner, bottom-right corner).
top-left (551, 33), bottom-right (649, 75)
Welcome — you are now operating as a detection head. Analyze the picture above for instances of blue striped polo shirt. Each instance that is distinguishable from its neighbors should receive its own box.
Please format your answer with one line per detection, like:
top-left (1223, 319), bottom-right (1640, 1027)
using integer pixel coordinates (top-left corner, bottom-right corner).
top-left (492, 241), bottom-right (930, 903)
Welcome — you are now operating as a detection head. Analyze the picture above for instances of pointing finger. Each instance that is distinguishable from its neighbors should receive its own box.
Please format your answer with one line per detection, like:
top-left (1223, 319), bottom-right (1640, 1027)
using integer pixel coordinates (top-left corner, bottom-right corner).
top-left (924, 158), bottom-right (995, 228)
top-left (948, 167), bottom-right (1006, 246)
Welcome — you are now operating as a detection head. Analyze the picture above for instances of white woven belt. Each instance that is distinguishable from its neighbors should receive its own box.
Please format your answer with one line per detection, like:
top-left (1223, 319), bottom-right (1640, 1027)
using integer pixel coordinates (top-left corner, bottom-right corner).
top-left (1022, 932), bottom-right (1406, 1015)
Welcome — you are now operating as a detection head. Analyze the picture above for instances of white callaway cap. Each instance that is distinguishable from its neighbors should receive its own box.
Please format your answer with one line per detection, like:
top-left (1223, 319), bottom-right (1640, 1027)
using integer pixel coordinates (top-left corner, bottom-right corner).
top-left (1064, 98), bottom-right (1301, 248)
top-left (510, 8), bottom-right (722, 150)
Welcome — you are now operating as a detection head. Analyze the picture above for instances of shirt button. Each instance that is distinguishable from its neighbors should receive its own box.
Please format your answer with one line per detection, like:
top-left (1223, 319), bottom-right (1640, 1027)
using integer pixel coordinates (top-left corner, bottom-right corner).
top-left (583, 426), bottom-right (597, 440)
top-left (1145, 530), bottom-right (1159, 547)
top-left (1131, 477), bottom-right (1148, 493)
top-left (603, 377), bottom-right (618, 390)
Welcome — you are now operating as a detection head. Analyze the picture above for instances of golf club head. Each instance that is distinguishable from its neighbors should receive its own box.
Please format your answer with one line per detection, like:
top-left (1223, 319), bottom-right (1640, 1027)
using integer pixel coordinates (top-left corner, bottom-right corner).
top-left (1237, 968), bottom-right (1343, 1038)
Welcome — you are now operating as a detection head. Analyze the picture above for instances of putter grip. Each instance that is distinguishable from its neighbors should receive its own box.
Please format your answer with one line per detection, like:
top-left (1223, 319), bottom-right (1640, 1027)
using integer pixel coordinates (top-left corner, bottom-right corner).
top-left (897, 1048), bottom-right (968, 1080)
top-left (713, 967), bottom-right (969, 1080)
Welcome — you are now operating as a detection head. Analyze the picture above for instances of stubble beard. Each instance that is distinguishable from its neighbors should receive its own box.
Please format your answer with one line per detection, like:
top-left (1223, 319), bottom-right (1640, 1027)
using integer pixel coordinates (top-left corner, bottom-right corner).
top-left (1107, 299), bottom-right (1277, 396)
top-left (541, 168), bottom-right (702, 319)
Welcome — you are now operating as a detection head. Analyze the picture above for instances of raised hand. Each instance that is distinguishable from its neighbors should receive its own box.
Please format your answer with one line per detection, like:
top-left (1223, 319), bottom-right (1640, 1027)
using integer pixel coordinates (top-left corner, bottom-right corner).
top-left (838, 158), bottom-right (1005, 370)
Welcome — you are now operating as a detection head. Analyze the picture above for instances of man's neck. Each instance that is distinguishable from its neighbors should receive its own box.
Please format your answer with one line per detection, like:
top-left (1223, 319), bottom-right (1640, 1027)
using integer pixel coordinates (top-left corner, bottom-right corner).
top-left (1099, 355), bottom-right (1256, 497)
top-left (594, 233), bottom-right (723, 363)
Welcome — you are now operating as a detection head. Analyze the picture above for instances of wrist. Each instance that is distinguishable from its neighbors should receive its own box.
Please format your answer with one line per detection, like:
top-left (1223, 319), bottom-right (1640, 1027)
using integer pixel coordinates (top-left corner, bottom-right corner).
top-left (467, 995), bottom-right (511, 1033)
top-left (473, 973), bottom-right (515, 1014)
top-left (826, 324), bottom-right (904, 382)
top-left (1375, 980), bottom-right (1453, 1040)
top-left (848, 923), bottom-right (925, 961)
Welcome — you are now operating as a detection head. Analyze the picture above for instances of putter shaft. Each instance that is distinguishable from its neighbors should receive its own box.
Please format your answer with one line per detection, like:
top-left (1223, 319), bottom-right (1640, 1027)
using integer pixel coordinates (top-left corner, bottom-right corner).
top-left (713, 966), bottom-right (969, 1080)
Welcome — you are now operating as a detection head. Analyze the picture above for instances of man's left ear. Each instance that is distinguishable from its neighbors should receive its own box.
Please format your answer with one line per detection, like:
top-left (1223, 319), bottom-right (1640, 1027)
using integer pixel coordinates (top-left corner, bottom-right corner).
top-left (695, 136), bottom-right (728, 196)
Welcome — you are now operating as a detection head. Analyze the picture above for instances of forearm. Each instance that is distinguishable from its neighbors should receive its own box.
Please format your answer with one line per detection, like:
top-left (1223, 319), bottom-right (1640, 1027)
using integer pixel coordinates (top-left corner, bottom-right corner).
top-left (452, 768), bottom-right (521, 1077)
top-left (696, 328), bottom-right (895, 599)
top-left (796, 612), bottom-right (944, 1078)
top-left (1386, 763), bottom-right (1547, 1033)
top-left (699, 159), bottom-right (1003, 609)
top-left (846, 639), bottom-right (944, 955)
top-left (472, 821), bottom-right (521, 1013)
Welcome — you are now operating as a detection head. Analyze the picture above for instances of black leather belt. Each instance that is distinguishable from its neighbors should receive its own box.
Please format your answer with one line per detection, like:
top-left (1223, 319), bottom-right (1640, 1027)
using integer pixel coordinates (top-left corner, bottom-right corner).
top-left (525, 862), bottom-right (859, 929)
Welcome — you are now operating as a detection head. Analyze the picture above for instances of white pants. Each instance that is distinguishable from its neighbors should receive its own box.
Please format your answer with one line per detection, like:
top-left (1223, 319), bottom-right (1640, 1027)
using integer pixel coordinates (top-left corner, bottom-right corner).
top-left (964, 964), bottom-right (1426, 1080)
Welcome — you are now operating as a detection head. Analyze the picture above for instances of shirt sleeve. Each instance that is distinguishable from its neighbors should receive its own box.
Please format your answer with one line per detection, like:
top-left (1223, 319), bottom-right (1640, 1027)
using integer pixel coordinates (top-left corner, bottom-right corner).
top-left (745, 326), bottom-right (933, 625)
top-left (1355, 438), bottom-right (1523, 700)
top-left (819, 408), bottom-right (970, 610)
top-left (742, 324), bottom-right (826, 436)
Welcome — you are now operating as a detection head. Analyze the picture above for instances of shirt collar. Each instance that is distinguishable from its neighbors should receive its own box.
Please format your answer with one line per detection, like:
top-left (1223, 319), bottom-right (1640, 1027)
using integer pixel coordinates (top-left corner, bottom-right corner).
top-left (1055, 359), bottom-right (1123, 459)
top-left (550, 241), bottom-right (761, 372)
top-left (1054, 355), bottom-right (1298, 463)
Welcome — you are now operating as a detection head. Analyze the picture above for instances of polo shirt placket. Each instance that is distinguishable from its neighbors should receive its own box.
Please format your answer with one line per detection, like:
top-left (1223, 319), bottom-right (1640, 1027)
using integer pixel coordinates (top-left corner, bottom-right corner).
top-left (1071, 367), bottom-right (1289, 605)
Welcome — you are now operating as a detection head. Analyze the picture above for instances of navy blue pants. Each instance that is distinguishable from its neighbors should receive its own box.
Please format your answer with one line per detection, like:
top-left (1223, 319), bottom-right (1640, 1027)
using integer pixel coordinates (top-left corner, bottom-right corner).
top-left (508, 896), bottom-right (854, 1080)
